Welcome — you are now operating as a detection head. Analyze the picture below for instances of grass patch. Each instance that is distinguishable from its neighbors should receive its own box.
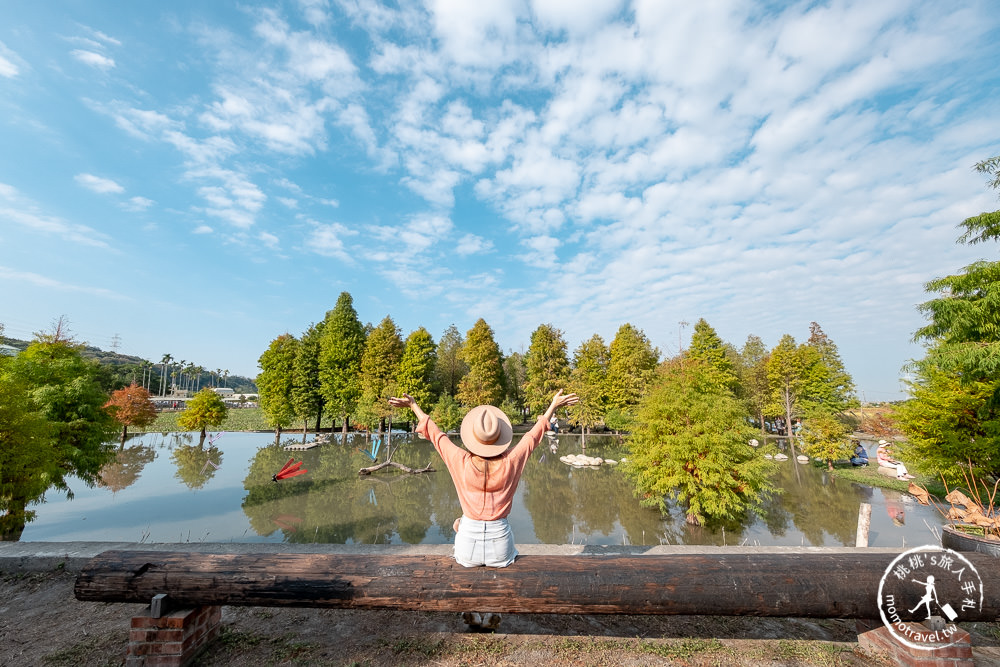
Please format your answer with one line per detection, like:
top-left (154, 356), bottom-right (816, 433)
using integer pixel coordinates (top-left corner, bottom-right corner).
top-left (829, 463), bottom-right (947, 497)
top-left (41, 635), bottom-right (122, 667)
top-left (385, 636), bottom-right (446, 657)
top-left (638, 637), bottom-right (725, 659)
top-left (211, 628), bottom-right (325, 665)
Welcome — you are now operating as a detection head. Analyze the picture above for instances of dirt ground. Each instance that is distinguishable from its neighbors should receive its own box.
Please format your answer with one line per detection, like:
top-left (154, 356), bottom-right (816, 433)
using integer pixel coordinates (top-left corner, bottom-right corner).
top-left (3, 569), bottom-right (1000, 667)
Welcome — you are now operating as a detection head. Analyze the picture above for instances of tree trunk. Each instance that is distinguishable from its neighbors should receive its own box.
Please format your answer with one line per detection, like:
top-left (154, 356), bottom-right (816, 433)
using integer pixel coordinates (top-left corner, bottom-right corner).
top-left (274, 426), bottom-right (282, 446)
top-left (302, 419), bottom-right (308, 443)
top-left (120, 424), bottom-right (128, 446)
top-left (342, 416), bottom-right (349, 437)
top-left (315, 407), bottom-right (322, 432)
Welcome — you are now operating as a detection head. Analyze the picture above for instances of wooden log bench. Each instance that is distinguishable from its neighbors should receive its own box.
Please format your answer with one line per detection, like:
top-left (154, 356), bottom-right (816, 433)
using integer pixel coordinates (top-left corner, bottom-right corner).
top-left (75, 550), bottom-right (1000, 666)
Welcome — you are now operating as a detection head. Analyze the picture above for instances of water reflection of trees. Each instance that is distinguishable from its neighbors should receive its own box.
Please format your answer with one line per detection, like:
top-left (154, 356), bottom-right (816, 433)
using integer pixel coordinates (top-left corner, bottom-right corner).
top-left (241, 434), bottom-right (438, 544)
top-left (215, 432), bottom-right (880, 548)
top-left (97, 441), bottom-right (157, 492)
top-left (523, 435), bottom-right (666, 545)
top-left (765, 462), bottom-right (870, 546)
top-left (170, 439), bottom-right (223, 490)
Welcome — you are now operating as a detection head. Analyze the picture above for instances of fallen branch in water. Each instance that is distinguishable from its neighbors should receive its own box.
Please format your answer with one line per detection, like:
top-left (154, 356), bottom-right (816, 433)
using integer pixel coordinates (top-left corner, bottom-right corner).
top-left (358, 460), bottom-right (435, 476)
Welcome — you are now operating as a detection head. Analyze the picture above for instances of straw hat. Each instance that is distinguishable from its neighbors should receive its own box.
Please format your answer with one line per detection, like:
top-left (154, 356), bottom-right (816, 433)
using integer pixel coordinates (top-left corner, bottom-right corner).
top-left (460, 405), bottom-right (513, 458)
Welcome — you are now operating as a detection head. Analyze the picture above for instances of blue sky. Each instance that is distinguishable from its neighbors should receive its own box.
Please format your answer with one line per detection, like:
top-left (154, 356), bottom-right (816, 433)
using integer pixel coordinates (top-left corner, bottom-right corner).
top-left (1, 1), bottom-right (998, 401)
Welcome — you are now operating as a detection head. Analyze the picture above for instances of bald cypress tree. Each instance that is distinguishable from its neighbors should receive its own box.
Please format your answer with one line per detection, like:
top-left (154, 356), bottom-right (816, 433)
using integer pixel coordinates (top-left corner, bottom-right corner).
top-left (523, 323), bottom-right (570, 416)
top-left (395, 327), bottom-right (438, 424)
top-left (623, 356), bottom-right (776, 526)
top-left (686, 318), bottom-right (738, 393)
top-left (457, 319), bottom-right (505, 407)
top-left (258, 333), bottom-right (298, 444)
top-left (605, 323), bottom-right (659, 429)
top-left (319, 292), bottom-right (367, 435)
top-left (357, 316), bottom-right (404, 432)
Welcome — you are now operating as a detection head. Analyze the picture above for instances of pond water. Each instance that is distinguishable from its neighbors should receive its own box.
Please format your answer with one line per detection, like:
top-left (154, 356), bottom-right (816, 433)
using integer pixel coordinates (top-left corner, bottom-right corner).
top-left (19, 431), bottom-right (945, 548)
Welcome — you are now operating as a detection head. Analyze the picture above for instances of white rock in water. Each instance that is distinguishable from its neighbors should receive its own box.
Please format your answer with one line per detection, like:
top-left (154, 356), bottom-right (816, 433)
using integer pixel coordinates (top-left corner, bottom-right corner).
top-left (604, 459), bottom-right (617, 465)
top-left (764, 454), bottom-right (773, 460)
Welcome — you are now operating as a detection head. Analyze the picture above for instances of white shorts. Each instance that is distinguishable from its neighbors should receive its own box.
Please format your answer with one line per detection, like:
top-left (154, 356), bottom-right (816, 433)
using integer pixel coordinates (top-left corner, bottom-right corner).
top-left (454, 517), bottom-right (518, 568)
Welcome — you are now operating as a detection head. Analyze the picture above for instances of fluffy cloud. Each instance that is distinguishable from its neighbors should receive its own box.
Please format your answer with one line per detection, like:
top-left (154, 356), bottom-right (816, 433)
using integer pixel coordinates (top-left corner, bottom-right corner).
top-left (71, 49), bottom-right (115, 69)
top-left (75, 173), bottom-right (125, 194)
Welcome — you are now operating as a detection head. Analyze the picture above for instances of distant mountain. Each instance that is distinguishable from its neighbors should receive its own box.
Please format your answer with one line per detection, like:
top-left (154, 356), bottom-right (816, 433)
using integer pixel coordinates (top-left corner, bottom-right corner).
top-left (0, 336), bottom-right (257, 393)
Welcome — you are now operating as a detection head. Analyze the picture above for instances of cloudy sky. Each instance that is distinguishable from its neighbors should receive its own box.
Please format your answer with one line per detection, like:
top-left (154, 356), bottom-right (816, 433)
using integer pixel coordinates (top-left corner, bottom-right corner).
top-left (1, 1), bottom-right (998, 400)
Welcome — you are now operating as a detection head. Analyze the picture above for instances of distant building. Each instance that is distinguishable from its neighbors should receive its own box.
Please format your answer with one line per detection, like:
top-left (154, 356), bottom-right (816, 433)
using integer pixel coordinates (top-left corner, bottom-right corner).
top-left (212, 387), bottom-right (235, 397)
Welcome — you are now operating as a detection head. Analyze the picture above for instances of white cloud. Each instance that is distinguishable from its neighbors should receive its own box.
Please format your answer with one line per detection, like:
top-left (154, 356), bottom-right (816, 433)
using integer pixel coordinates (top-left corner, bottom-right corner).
top-left (0, 42), bottom-right (20, 77)
top-left (75, 173), bottom-right (125, 195)
top-left (71, 49), bottom-right (115, 69)
top-left (0, 265), bottom-right (127, 299)
top-left (306, 221), bottom-right (354, 259)
top-left (193, 225), bottom-right (213, 234)
top-left (124, 196), bottom-right (154, 211)
top-left (455, 233), bottom-right (493, 255)
top-left (0, 183), bottom-right (111, 248)
top-left (531, 0), bottom-right (624, 36)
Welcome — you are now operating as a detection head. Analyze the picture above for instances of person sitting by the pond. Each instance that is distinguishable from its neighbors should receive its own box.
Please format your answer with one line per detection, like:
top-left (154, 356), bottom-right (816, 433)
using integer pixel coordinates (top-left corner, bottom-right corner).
top-left (877, 440), bottom-right (914, 480)
top-left (388, 389), bottom-right (578, 568)
top-left (851, 442), bottom-right (869, 467)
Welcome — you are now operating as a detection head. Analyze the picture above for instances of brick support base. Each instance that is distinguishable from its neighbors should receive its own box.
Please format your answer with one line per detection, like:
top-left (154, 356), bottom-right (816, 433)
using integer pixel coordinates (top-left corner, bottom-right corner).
top-left (126, 605), bottom-right (221, 667)
top-left (857, 618), bottom-right (973, 666)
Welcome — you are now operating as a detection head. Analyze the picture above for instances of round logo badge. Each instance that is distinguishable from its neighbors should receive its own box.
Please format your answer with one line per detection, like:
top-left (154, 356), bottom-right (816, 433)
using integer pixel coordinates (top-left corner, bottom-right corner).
top-left (877, 545), bottom-right (984, 649)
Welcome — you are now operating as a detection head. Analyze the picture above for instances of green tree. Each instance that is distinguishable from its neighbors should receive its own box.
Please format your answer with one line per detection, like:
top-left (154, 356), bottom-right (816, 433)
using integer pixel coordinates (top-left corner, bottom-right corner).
top-left (800, 409), bottom-right (853, 470)
top-left (894, 356), bottom-right (1000, 480)
top-left (0, 356), bottom-right (56, 541)
top-left (502, 351), bottom-right (527, 422)
top-left (14, 339), bottom-right (116, 480)
top-left (523, 324), bottom-right (570, 416)
top-left (395, 327), bottom-right (438, 424)
top-left (177, 388), bottom-right (228, 442)
top-left (434, 324), bottom-right (468, 398)
top-left (686, 318), bottom-right (737, 392)
top-left (622, 357), bottom-right (776, 526)
top-left (319, 292), bottom-right (367, 435)
top-left (457, 319), bottom-right (505, 407)
top-left (292, 322), bottom-right (325, 435)
top-left (802, 322), bottom-right (857, 414)
top-left (736, 334), bottom-right (770, 439)
top-left (605, 323), bottom-right (659, 419)
top-left (430, 394), bottom-right (466, 432)
top-left (897, 156), bottom-right (1000, 477)
top-left (766, 335), bottom-right (818, 443)
top-left (357, 316), bottom-right (404, 432)
top-left (568, 334), bottom-right (608, 435)
top-left (257, 334), bottom-right (299, 442)
top-left (913, 156), bottom-right (1000, 382)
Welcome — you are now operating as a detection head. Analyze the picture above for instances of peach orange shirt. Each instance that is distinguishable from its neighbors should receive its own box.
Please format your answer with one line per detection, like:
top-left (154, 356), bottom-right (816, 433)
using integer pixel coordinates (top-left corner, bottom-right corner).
top-left (415, 415), bottom-right (550, 521)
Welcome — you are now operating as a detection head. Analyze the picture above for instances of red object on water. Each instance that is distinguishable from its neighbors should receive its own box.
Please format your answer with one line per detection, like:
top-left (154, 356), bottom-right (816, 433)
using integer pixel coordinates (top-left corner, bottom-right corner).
top-left (272, 457), bottom-right (307, 482)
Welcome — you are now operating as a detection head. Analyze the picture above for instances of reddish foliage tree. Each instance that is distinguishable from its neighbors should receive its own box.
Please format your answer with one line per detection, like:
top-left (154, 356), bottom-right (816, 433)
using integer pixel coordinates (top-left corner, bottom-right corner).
top-left (859, 411), bottom-right (901, 440)
top-left (104, 383), bottom-right (157, 444)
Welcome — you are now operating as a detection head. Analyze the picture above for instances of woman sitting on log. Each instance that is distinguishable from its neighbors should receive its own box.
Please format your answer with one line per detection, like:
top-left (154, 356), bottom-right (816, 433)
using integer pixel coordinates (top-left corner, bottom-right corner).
top-left (876, 440), bottom-right (914, 480)
top-left (388, 389), bottom-right (578, 567)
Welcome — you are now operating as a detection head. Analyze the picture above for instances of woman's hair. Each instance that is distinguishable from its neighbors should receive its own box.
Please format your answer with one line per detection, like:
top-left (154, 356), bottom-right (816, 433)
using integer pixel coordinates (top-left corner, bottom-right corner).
top-left (470, 455), bottom-right (500, 476)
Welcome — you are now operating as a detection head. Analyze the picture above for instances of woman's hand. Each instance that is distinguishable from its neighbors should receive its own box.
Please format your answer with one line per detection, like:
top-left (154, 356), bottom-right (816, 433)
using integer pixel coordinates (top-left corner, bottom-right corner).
top-left (389, 393), bottom-right (428, 422)
top-left (388, 394), bottom-right (416, 409)
top-left (543, 389), bottom-right (579, 422)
